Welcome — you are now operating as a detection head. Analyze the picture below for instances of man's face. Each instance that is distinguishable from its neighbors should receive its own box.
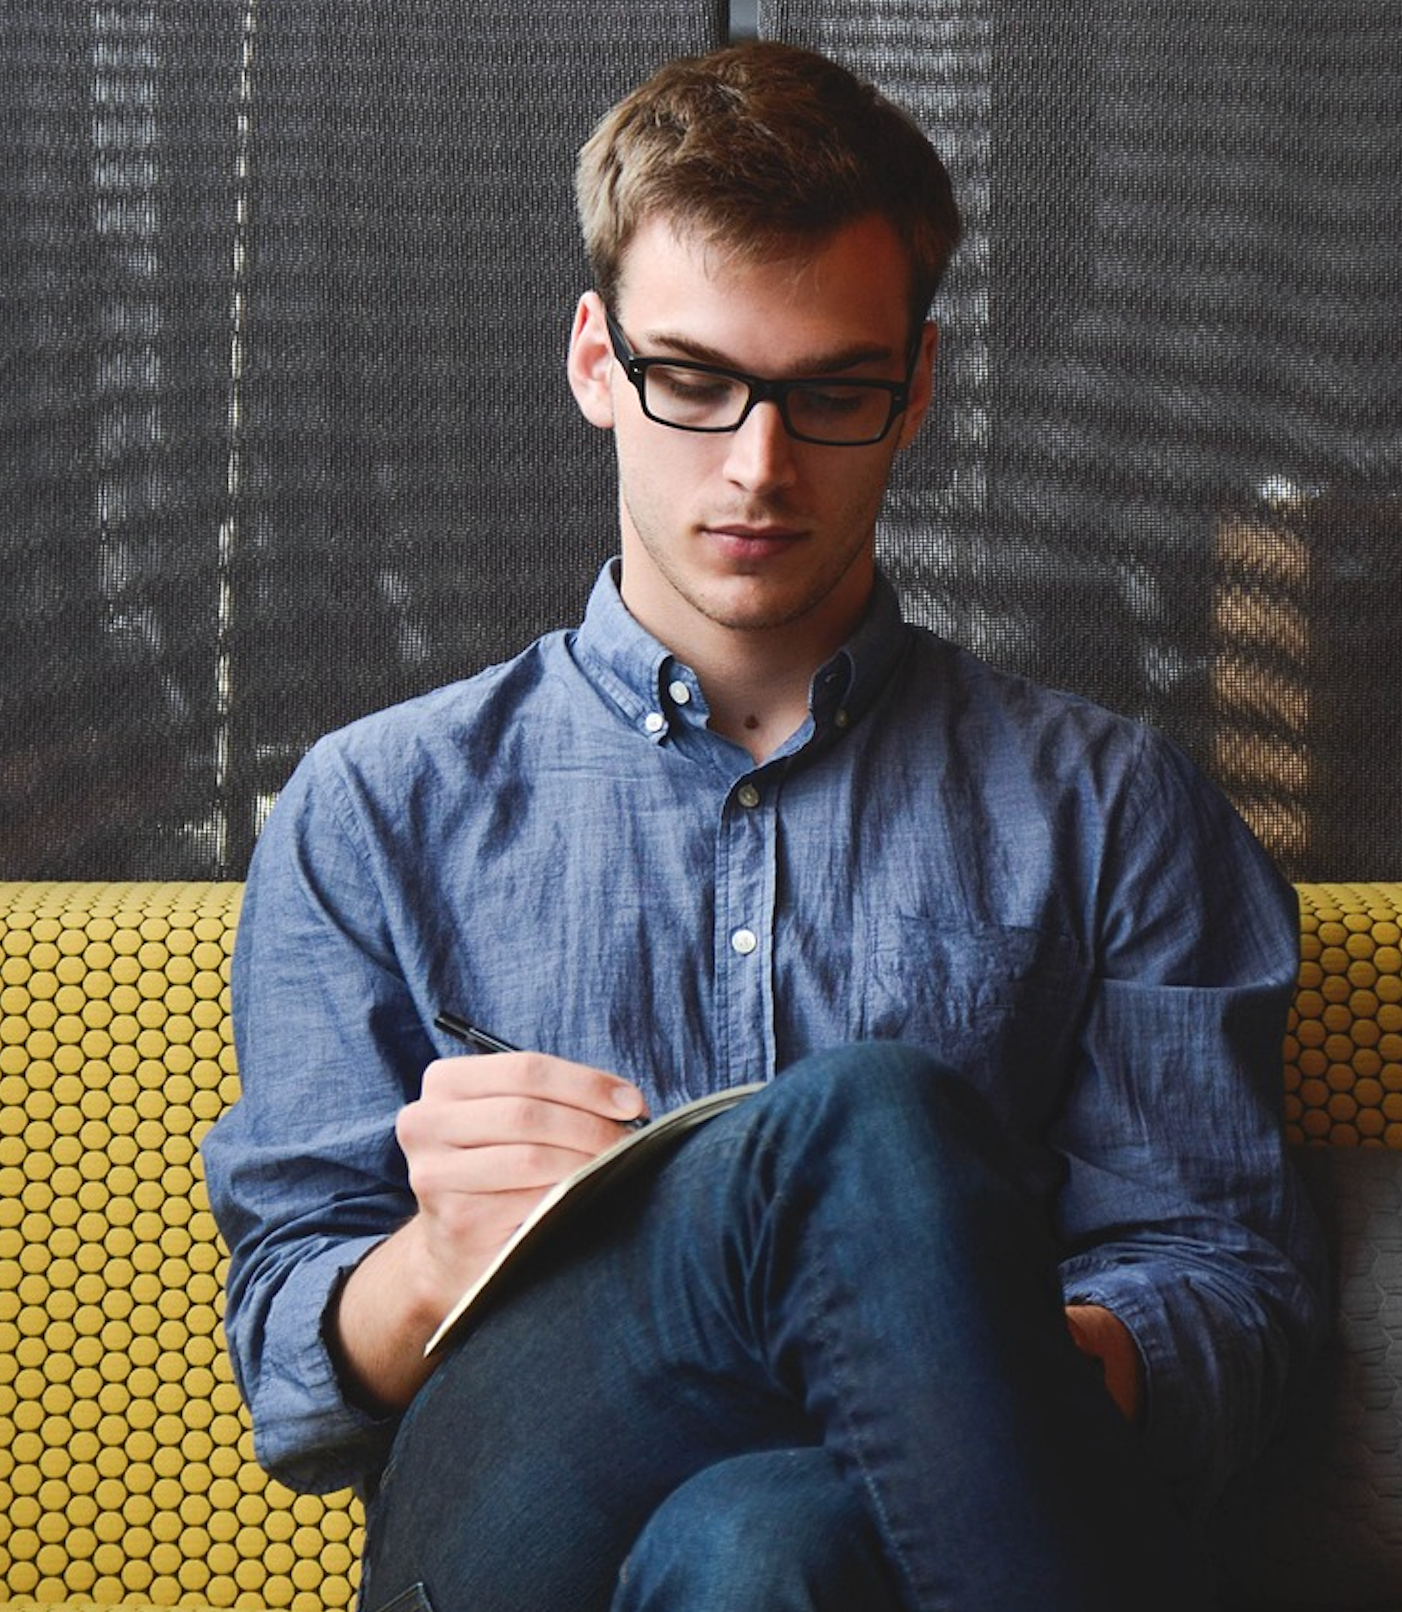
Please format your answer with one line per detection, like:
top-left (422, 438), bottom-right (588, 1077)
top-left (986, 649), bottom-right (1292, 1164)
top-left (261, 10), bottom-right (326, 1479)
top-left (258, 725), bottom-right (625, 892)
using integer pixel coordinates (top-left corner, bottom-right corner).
top-left (568, 212), bottom-right (936, 663)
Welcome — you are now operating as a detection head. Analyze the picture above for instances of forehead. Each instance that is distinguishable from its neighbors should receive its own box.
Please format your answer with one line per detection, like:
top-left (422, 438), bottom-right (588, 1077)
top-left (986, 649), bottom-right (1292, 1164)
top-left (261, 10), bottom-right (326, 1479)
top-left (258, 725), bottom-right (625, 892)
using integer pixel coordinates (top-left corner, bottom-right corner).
top-left (614, 213), bottom-right (915, 360)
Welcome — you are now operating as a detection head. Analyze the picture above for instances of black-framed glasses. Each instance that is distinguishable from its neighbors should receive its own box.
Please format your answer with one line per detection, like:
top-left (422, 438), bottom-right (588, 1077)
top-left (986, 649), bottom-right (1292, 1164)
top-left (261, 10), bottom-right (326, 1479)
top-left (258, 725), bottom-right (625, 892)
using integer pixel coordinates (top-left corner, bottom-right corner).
top-left (604, 310), bottom-right (916, 448)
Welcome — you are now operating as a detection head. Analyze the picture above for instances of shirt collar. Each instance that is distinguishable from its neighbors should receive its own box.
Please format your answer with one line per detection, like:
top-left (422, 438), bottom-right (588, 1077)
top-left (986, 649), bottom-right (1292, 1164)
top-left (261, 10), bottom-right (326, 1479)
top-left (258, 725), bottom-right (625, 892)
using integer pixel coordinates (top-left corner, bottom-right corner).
top-left (572, 559), bottom-right (909, 747)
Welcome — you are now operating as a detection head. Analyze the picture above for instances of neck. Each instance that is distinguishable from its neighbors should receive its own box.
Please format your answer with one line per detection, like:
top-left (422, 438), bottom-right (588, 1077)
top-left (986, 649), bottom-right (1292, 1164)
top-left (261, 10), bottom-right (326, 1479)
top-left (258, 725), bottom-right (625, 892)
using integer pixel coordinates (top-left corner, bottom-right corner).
top-left (614, 520), bottom-right (877, 760)
top-left (694, 636), bottom-right (818, 763)
top-left (628, 585), bottom-right (869, 765)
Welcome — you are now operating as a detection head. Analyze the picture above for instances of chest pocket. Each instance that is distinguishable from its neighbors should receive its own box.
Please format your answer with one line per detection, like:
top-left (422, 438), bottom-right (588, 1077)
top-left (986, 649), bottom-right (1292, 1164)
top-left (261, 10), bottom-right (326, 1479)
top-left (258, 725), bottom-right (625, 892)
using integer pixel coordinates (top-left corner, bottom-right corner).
top-left (860, 917), bottom-right (1088, 1117)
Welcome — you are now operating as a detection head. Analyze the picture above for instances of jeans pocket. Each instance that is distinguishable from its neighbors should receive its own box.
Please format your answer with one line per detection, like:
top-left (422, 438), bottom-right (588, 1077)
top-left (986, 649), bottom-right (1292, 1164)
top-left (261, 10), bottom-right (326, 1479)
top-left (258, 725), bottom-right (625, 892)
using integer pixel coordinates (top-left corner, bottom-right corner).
top-left (369, 1582), bottom-right (435, 1612)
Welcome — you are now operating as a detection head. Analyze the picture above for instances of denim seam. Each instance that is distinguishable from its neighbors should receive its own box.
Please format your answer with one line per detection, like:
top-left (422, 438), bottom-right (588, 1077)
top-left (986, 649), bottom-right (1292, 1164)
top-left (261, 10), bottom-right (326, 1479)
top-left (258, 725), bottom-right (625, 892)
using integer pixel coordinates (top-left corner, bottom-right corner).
top-left (805, 1235), bottom-right (921, 1602)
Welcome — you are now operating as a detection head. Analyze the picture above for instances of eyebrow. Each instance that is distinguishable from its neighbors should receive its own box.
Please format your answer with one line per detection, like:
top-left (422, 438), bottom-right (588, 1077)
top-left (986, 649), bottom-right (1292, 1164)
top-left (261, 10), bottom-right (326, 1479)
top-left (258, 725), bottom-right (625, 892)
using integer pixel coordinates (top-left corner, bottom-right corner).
top-left (638, 327), bottom-right (903, 378)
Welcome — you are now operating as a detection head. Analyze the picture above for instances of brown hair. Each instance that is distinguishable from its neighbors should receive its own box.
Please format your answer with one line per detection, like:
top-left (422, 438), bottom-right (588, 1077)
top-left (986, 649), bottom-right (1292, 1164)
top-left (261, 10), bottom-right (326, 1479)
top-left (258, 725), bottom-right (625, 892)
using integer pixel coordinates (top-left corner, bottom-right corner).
top-left (575, 41), bottom-right (962, 331)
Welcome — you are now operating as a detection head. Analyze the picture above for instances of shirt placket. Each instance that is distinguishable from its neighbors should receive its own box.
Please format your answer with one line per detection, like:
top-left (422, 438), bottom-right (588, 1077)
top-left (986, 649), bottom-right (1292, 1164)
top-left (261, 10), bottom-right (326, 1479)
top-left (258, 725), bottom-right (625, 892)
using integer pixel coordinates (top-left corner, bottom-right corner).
top-left (713, 772), bottom-right (779, 1087)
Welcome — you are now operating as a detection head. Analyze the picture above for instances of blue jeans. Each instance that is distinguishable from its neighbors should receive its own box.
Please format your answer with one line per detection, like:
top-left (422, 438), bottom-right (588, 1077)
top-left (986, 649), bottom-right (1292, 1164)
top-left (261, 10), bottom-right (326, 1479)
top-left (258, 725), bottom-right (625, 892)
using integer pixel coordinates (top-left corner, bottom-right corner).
top-left (362, 1044), bottom-right (1209, 1611)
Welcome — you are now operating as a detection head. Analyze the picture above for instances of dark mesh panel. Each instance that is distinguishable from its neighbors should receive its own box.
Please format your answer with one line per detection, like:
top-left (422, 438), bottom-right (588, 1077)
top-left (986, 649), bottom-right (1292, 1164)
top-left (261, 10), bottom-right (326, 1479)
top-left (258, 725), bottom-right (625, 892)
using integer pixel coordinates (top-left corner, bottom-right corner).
top-left (6, 2), bottom-right (1400, 881)
top-left (3, 0), bottom-right (725, 879)
top-left (3, 2), bottom-right (240, 876)
top-left (759, 0), bottom-right (1402, 881)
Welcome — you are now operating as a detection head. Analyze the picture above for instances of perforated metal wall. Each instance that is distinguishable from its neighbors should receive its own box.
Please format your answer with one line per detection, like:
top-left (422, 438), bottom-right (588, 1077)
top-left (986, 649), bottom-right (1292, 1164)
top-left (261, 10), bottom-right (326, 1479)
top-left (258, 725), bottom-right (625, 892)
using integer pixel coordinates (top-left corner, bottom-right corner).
top-left (5, 2), bottom-right (1400, 881)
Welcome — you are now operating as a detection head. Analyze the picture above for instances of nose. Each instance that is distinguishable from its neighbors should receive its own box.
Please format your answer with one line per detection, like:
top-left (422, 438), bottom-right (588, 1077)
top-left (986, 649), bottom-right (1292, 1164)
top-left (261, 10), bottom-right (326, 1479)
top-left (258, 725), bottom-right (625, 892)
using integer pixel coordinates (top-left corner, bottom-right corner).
top-left (722, 399), bottom-right (797, 494)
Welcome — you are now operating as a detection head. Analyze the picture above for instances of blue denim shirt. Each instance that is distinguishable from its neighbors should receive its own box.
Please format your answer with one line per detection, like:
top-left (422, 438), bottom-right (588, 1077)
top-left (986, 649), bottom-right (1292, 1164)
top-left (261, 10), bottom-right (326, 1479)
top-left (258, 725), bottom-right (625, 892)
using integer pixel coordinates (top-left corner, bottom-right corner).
top-left (203, 562), bottom-right (1325, 1500)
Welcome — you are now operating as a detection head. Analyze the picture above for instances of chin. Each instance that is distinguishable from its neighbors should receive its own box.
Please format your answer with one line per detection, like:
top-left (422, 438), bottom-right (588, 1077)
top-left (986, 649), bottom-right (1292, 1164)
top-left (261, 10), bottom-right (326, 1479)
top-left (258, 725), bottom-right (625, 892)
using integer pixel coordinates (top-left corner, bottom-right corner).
top-left (694, 581), bottom-right (838, 635)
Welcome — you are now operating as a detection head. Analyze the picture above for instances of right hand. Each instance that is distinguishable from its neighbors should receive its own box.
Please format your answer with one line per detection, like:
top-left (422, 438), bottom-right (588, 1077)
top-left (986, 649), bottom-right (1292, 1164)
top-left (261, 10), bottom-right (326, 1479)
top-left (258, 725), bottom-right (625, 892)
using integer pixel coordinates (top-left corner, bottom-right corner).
top-left (329, 1049), bottom-right (646, 1411)
top-left (395, 1048), bottom-right (648, 1309)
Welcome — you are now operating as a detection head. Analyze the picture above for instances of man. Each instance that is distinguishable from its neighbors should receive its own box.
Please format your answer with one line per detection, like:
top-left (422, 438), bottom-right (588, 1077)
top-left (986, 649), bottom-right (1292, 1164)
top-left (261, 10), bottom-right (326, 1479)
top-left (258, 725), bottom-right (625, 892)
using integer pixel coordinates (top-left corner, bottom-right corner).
top-left (204, 41), bottom-right (1325, 1612)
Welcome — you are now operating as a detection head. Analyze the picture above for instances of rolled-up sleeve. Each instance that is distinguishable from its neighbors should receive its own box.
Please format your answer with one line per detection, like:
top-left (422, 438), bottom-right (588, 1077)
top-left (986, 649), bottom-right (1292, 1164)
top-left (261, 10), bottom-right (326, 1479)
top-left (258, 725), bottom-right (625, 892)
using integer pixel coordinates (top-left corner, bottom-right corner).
top-left (1054, 729), bottom-right (1327, 1504)
top-left (202, 743), bottom-right (430, 1495)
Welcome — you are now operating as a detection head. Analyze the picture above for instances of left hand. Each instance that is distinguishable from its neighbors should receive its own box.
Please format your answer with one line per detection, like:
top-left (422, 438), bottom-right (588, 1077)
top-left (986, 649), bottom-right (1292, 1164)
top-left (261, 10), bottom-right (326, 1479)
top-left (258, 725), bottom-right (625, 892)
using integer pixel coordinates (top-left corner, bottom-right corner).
top-left (1065, 1304), bottom-right (1143, 1423)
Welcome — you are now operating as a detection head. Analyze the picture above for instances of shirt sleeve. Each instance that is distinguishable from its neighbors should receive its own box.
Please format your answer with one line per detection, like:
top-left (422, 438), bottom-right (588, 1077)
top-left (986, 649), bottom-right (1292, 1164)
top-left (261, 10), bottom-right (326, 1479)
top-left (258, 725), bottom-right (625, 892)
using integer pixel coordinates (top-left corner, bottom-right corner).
top-left (1053, 726), bottom-right (1328, 1506)
top-left (201, 740), bottom-right (434, 1496)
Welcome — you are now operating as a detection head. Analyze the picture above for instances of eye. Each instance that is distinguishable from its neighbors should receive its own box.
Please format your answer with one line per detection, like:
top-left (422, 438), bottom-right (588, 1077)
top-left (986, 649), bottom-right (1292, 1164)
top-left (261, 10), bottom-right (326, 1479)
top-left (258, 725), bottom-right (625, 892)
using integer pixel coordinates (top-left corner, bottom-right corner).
top-left (789, 384), bottom-right (893, 430)
top-left (650, 366), bottom-right (736, 406)
top-left (642, 364), bottom-right (748, 427)
top-left (796, 386), bottom-right (870, 417)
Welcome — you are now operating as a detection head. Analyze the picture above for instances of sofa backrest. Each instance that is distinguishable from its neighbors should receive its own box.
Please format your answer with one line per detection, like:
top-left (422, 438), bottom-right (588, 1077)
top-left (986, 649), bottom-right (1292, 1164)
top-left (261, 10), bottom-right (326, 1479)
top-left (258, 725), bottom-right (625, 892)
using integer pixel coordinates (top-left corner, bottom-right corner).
top-left (1285, 884), bottom-right (1402, 1148)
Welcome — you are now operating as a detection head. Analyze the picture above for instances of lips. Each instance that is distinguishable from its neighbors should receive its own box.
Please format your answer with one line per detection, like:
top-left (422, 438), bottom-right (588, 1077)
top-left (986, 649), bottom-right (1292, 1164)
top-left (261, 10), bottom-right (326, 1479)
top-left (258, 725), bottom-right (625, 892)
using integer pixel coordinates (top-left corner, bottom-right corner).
top-left (704, 523), bottom-right (806, 556)
top-left (710, 524), bottom-right (802, 539)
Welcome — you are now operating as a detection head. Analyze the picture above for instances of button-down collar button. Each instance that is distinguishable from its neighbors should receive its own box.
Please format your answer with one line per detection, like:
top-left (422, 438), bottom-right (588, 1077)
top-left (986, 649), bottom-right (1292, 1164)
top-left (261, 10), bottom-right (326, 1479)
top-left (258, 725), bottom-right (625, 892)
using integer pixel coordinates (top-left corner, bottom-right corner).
top-left (731, 927), bottom-right (759, 956)
top-left (737, 783), bottom-right (761, 809)
top-left (644, 711), bottom-right (666, 735)
top-left (667, 679), bottom-right (691, 706)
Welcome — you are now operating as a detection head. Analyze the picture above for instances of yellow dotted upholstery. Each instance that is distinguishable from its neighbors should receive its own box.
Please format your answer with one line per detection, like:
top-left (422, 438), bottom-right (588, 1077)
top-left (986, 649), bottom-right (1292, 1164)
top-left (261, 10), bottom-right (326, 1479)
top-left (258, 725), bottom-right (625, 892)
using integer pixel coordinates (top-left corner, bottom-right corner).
top-left (1286, 883), bottom-right (1402, 1149)
top-left (2, 879), bottom-right (1401, 1610)
top-left (0, 884), bottom-right (362, 1611)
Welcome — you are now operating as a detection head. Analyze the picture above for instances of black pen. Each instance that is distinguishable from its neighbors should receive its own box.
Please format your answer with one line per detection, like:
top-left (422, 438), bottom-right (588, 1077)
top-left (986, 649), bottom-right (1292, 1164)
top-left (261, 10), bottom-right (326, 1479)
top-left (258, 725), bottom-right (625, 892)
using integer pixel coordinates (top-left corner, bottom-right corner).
top-left (433, 1010), bottom-right (650, 1128)
top-left (433, 1011), bottom-right (519, 1055)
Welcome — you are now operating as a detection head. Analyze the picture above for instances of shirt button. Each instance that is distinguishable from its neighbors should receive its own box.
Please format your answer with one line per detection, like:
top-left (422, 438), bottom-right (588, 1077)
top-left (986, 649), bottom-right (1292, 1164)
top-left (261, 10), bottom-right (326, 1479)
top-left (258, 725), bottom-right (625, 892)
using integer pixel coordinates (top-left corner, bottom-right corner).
top-left (834, 708), bottom-right (850, 730)
top-left (731, 928), bottom-right (759, 956)
top-left (668, 679), bottom-right (691, 706)
top-left (644, 711), bottom-right (666, 734)
top-left (737, 783), bottom-right (761, 809)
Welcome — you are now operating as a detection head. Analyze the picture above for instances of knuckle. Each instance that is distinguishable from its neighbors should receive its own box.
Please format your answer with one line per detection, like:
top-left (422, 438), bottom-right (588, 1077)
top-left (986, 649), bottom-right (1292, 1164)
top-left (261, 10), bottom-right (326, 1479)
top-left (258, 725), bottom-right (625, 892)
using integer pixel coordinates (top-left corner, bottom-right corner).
top-left (512, 1141), bottom-right (559, 1184)
top-left (508, 1050), bottom-right (555, 1093)
top-left (504, 1091), bottom-right (540, 1130)
top-left (395, 1099), bottom-right (425, 1149)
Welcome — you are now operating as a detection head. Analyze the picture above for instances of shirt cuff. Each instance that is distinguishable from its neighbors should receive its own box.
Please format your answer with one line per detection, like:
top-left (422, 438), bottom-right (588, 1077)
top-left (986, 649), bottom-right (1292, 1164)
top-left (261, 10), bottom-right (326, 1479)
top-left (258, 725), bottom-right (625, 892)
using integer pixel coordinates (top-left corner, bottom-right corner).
top-left (250, 1234), bottom-right (401, 1495)
top-left (1061, 1258), bottom-right (1239, 1506)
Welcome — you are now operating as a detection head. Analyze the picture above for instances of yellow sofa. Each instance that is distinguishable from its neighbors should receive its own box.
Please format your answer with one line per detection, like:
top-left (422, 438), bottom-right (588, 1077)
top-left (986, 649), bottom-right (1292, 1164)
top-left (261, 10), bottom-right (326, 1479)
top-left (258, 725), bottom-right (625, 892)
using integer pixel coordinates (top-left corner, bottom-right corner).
top-left (0, 884), bottom-right (359, 1612)
top-left (2, 880), bottom-right (1401, 1610)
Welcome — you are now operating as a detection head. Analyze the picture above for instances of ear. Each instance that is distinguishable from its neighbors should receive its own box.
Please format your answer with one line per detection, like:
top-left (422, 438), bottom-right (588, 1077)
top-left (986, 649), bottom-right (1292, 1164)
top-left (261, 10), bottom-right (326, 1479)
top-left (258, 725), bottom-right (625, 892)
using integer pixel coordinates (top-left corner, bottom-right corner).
top-left (894, 321), bottom-right (939, 452)
top-left (567, 291), bottom-right (616, 430)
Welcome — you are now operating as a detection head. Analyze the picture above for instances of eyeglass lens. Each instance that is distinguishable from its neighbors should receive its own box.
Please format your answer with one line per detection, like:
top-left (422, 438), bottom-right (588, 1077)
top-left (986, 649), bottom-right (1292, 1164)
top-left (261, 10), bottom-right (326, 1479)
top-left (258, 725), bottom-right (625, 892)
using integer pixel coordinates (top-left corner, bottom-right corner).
top-left (642, 364), bottom-right (895, 444)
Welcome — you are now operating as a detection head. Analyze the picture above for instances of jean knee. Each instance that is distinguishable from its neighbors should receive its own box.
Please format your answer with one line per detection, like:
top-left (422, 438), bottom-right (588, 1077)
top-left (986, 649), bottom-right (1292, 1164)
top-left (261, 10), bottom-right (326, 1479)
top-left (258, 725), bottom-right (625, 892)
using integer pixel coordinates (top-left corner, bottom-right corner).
top-left (614, 1450), bottom-right (900, 1612)
top-left (771, 1041), bottom-right (1001, 1164)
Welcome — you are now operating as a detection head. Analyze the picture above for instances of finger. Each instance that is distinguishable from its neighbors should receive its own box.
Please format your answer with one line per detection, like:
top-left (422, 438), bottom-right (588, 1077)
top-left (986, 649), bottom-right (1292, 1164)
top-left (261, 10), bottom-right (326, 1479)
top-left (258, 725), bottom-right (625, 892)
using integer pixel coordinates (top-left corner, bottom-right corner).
top-left (420, 1049), bottom-right (646, 1123)
top-left (398, 1069), bottom-right (646, 1190)
top-left (408, 1135), bottom-right (612, 1199)
top-left (400, 1089), bottom-right (641, 1166)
